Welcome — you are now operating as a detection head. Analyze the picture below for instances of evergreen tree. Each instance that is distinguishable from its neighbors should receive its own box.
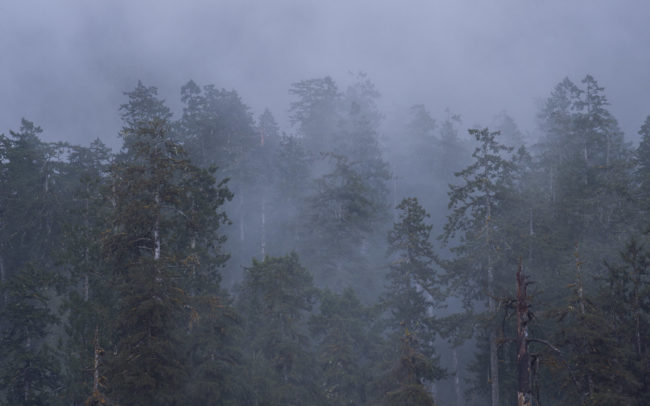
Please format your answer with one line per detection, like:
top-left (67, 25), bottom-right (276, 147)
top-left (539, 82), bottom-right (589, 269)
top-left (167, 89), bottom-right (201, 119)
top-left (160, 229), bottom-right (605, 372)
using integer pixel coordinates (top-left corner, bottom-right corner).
top-left (177, 80), bottom-right (260, 286)
top-left (379, 197), bottom-right (445, 405)
top-left (58, 140), bottom-right (114, 405)
top-left (553, 240), bottom-right (650, 405)
top-left (441, 127), bottom-right (516, 406)
top-left (289, 76), bottom-right (341, 155)
top-left (309, 288), bottom-right (382, 406)
top-left (0, 119), bottom-right (67, 288)
top-left (300, 154), bottom-right (386, 294)
top-left (535, 75), bottom-right (632, 280)
top-left (379, 331), bottom-right (437, 406)
top-left (634, 116), bottom-right (650, 225)
top-left (104, 83), bottom-right (232, 405)
top-left (0, 265), bottom-right (61, 405)
top-left (235, 254), bottom-right (321, 405)
top-left (385, 198), bottom-right (443, 345)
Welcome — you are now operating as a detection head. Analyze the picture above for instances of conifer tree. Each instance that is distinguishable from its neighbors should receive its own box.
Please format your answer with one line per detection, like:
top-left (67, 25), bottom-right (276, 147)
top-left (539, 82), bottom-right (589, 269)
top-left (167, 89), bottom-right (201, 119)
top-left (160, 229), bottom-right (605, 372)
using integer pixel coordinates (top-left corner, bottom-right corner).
top-left (379, 197), bottom-right (444, 405)
top-left (0, 265), bottom-right (61, 405)
top-left (58, 140), bottom-right (114, 405)
top-left (634, 116), bottom-right (650, 225)
top-left (236, 254), bottom-right (321, 406)
top-left (104, 83), bottom-right (232, 405)
top-left (309, 288), bottom-right (382, 406)
top-left (442, 128), bottom-right (516, 406)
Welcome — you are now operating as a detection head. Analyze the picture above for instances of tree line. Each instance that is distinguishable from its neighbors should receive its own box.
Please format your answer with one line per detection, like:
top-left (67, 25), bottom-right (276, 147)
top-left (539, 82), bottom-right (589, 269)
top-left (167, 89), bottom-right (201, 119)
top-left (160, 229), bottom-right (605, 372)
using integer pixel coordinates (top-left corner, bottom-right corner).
top-left (0, 74), bottom-right (649, 405)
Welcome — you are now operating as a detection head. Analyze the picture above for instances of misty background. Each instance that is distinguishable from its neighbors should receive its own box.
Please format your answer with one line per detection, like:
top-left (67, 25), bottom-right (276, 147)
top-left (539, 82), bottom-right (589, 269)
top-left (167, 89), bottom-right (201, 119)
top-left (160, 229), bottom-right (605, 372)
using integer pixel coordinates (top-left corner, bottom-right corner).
top-left (2, 0), bottom-right (650, 147)
top-left (3, 2), bottom-right (650, 405)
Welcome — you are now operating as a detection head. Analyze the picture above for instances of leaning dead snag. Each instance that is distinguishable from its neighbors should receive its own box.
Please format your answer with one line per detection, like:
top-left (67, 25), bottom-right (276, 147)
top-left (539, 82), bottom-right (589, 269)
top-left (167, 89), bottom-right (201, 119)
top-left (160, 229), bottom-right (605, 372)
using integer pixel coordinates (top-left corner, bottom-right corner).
top-left (86, 325), bottom-right (107, 406)
top-left (500, 262), bottom-right (564, 406)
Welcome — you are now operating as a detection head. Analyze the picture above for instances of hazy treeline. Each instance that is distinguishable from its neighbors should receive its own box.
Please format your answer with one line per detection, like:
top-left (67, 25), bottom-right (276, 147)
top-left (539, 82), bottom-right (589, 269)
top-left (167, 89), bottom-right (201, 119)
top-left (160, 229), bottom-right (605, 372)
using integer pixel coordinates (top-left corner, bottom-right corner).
top-left (1, 73), bottom-right (649, 406)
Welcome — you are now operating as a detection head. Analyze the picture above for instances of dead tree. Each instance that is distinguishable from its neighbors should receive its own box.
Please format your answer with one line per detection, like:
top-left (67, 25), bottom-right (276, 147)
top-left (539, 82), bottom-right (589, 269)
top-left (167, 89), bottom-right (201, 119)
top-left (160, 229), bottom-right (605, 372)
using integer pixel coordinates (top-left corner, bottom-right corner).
top-left (501, 263), bottom-right (563, 406)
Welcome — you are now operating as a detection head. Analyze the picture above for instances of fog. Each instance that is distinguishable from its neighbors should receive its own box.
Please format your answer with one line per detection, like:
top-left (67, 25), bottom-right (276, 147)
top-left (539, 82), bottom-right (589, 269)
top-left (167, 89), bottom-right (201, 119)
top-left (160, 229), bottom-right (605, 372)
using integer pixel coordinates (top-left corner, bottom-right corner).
top-left (3, 1), bottom-right (649, 147)
top-left (2, 2), bottom-right (650, 405)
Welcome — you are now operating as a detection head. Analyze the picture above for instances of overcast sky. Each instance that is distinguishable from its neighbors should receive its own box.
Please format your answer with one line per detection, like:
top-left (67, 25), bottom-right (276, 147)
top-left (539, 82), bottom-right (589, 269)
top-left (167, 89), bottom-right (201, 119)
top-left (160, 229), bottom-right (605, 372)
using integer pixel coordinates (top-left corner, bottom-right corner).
top-left (2, 0), bottom-right (649, 148)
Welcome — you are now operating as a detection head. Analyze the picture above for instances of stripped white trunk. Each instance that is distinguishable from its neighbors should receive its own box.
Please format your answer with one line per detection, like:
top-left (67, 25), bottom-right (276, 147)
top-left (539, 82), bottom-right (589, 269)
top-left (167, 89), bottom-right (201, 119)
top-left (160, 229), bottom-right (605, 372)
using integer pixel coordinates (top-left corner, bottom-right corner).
top-left (84, 193), bottom-right (90, 302)
top-left (154, 192), bottom-right (161, 260)
top-left (93, 326), bottom-right (100, 393)
top-left (261, 194), bottom-right (266, 256)
top-left (239, 190), bottom-right (245, 243)
top-left (0, 254), bottom-right (5, 304)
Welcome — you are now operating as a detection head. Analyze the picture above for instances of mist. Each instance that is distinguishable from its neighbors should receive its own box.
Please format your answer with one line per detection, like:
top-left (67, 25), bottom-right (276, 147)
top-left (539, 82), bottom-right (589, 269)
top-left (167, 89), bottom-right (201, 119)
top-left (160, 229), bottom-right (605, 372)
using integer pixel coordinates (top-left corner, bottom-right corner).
top-left (3, 1), bottom-right (649, 146)
top-left (2, 2), bottom-right (650, 406)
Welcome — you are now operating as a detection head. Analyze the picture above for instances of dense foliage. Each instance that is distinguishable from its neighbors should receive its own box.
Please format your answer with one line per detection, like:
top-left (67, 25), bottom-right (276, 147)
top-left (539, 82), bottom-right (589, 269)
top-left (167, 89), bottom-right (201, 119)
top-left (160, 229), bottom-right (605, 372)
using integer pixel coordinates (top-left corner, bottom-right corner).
top-left (0, 74), bottom-right (648, 406)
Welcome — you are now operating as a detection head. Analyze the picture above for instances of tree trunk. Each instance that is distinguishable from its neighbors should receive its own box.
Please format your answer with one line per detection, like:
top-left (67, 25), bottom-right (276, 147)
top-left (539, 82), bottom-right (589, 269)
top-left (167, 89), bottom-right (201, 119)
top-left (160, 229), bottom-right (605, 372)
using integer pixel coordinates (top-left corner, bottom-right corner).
top-left (154, 192), bottom-right (161, 261)
top-left (490, 328), bottom-right (499, 406)
top-left (485, 167), bottom-right (499, 406)
top-left (574, 245), bottom-right (593, 398)
top-left (516, 265), bottom-right (532, 406)
top-left (453, 348), bottom-right (463, 406)
top-left (0, 254), bottom-right (5, 304)
top-left (261, 194), bottom-right (266, 256)
top-left (93, 325), bottom-right (101, 394)
top-left (239, 189), bottom-right (245, 242)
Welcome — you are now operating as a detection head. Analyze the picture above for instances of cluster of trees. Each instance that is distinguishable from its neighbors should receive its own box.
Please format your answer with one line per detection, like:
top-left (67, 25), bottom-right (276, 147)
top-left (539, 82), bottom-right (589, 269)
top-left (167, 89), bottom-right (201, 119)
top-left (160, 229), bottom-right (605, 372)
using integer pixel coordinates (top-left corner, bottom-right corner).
top-left (0, 73), bottom-right (648, 406)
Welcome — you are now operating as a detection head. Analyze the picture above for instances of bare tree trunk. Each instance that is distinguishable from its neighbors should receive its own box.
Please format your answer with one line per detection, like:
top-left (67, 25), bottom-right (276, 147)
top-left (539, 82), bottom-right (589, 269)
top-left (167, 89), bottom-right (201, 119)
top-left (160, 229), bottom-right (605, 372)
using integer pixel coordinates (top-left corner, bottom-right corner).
top-left (84, 274), bottom-right (89, 303)
top-left (453, 348), bottom-right (463, 406)
top-left (261, 194), bottom-right (266, 257)
top-left (154, 192), bottom-right (161, 261)
top-left (239, 189), bottom-right (245, 243)
top-left (25, 331), bottom-right (31, 403)
top-left (528, 208), bottom-right (534, 265)
top-left (490, 327), bottom-right (499, 406)
top-left (632, 253), bottom-right (642, 358)
top-left (93, 326), bottom-right (101, 394)
top-left (516, 265), bottom-right (532, 406)
top-left (574, 245), bottom-right (593, 398)
top-left (84, 194), bottom-right (90, 302)
top-left (486, 186), bottom-right (499, 406)
top-left (0, 254), bottom-right (6, 304)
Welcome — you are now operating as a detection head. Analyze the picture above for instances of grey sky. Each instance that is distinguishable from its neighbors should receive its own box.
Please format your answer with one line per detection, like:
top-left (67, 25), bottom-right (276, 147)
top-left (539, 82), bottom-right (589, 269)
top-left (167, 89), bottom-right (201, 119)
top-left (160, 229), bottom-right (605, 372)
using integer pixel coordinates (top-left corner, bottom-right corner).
top-left (2, 0), bottom-right (649, 148)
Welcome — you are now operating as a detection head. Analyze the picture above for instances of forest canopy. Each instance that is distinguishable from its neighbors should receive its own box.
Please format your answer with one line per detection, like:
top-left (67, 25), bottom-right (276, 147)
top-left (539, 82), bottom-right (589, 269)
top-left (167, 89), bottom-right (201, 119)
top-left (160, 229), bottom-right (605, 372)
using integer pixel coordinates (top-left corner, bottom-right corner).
top-left (1, 73), bottom-right (649, 406)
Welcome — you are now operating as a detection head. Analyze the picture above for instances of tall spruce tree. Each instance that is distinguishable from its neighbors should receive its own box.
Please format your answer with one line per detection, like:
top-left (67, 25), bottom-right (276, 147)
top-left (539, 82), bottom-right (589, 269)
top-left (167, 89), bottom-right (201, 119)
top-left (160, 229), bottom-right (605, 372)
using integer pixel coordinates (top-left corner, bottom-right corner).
top-left (380, 197), bottom-right (445, 406)
top-left (442, 128), bottom-right (516, 406)
top-left (0, 265), bottom-right (61, 406)
top-left (235, 254), bottom-right (321, 406)
top-left (58, 140), bottom-right (114, 405)
top-left (104, 83), bottom-right (232, 405)
top-left (309, 288), bottom-right (382, 406)
top-left (0, 120), bottom-right (67, 405)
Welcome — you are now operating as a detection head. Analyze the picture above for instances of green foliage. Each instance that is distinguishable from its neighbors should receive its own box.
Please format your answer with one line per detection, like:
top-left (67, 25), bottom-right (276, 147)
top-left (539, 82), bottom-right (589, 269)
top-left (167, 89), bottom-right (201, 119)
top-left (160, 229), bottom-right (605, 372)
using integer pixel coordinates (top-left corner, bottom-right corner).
top-left (0, 119), bottom-right (68, 278)
top-left (236, 254), bottom-right (321, 405)
top-left (379, 331), bottom-right (438, 406)
top-left (57, 140), bottom-right (114, 405)
top-left (289, 76), bottom-right (340, 155)
top-left (441, 127), bottom-right (516, 305)
top-left (310, 289), bottom-right (383, 405)
top-left (376, 198), bottom-right (444, 405)
top-left (0, 265), bottom-right (61, 405)
top-left (300, 154), bottom-right (387, 293)
top-left (552, 240), bottom-right (650, 406)
top-left (103, 83), bottom-right (233, 405)
top-left (385, 198), bottom-right (442, 348)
